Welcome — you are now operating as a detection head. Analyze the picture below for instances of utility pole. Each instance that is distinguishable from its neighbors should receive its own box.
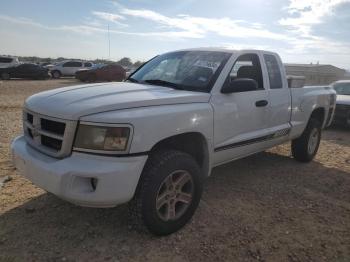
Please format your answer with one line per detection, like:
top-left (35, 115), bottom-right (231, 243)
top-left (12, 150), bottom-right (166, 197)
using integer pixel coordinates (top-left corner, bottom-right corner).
top-left (108, 24), bottom-right (111, 61)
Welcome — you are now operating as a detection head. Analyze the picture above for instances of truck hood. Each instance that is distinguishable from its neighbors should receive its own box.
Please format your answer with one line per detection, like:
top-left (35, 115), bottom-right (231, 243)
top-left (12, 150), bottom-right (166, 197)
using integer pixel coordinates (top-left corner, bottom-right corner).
top-left (336, 95), bottom-right (350, 105)
top-left (25, 82), bottom-right (210, 120)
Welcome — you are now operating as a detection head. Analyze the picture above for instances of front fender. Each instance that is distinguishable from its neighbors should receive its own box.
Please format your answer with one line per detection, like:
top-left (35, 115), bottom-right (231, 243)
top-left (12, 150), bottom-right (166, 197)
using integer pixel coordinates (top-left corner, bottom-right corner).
top-left (79, 103), bottom-right (214, 154)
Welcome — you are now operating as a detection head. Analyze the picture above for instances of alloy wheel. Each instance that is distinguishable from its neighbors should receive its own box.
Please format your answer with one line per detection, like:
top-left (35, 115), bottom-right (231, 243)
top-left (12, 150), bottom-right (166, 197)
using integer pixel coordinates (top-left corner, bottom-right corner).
top-left (156, 170), bottom-right (194, 221)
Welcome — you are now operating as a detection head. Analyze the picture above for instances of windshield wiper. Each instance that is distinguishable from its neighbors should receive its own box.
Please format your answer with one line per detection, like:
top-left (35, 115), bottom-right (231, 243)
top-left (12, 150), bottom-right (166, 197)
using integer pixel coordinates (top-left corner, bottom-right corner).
top-left (144, 79), bottom-right (184, 90)
top-left (127, 77), bottom-right (139, 83)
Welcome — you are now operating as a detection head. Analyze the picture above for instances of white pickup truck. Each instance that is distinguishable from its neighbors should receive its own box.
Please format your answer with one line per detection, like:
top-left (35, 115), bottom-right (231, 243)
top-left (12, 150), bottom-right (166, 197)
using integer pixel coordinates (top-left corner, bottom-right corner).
top-left (11, 48), bottom-right (336, 235)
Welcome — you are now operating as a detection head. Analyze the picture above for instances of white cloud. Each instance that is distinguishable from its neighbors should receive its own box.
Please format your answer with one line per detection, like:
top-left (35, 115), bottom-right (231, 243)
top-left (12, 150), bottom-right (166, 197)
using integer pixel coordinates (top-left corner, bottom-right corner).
top-left (119, 8), bottom-right (291, 40)
top-left (0, 14), bottom-right (106, 34)
top-left (279, 0), bottom-right (350, 37)
top-left (0, 13), bottom-right (201, 39)
top-left (0, 15), bottom-right (49, 29)
top-left (277, 0), bottom-right (350, 66)
top-left (0, 8), bottom-right (292, 41)
top-left (92, 11), bottom-right (128, 27)
top-left (2, 1), bottom-right (350, 68)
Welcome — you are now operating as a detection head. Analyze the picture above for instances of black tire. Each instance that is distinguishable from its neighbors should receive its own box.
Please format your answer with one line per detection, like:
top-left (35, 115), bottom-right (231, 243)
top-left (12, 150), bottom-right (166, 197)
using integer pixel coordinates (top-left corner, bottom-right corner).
top-left (1, 72), bottom-right (10, 80)
top-left (291, 118), bottom-right (322, 162)
top-left (129, 150), bottom-right (203, 236)
top-left (51, 70), bottom-right (61, 79)
top-left (346, 111), bottom-right (350, 128)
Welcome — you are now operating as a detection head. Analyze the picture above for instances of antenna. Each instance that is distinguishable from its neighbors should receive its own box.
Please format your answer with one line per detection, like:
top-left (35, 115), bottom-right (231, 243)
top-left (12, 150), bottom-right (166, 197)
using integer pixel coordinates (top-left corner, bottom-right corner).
top-left (108, 24), bottom-right (111, 60)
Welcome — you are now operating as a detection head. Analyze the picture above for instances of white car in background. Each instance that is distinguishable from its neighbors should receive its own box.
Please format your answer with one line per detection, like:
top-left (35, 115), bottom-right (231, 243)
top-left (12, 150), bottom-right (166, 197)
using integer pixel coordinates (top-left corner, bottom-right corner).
top-left (50, 61), bottom-right (94, 78)
top-left (0, 56), bottom-right (20, 68)
top-left (331, 80), bottom-right (350, 126)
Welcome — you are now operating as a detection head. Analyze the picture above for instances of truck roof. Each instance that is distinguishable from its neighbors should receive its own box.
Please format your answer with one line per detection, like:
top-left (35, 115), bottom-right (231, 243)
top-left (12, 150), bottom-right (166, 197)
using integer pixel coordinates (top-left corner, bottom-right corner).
top-left (170, 47), bottom-right (278, 56)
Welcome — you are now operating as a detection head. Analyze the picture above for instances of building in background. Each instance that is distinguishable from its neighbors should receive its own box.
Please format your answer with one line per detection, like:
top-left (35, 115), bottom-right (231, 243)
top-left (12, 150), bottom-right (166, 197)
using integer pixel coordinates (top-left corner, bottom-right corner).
top-left (284, 63), bottom-right (346, 85)
top-left (344, 70), bottom-right (350, 79)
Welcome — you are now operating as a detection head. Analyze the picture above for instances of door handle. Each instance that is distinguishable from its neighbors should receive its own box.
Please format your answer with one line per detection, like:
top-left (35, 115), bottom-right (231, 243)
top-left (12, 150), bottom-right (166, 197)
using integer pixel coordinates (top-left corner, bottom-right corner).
top-left (255, 100), bottom-right (268, 107)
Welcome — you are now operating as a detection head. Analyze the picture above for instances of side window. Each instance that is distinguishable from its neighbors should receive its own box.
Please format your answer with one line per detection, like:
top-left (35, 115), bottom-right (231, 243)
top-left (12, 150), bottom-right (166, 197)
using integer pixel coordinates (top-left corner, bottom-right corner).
top-left (227, 53), bottom-right (264, 90)
top-left (0, 57), bottom-right (13, 63)
top-left (264, 54), bottom-right (282, 89)
top-left (63, 62), bottom-right (74, 67)
top-left (63, 61), bottom-right (82, 67)
top-left (229, 60), bottom-right (253, 78)
top-left (72, 62), bottom-right (82, 67)
top-left (84, 62), bottom-right (92, 67)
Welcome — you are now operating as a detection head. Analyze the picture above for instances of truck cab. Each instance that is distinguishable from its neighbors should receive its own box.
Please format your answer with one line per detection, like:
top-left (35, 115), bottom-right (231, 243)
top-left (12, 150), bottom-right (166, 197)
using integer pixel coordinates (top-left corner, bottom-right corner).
top-left (209, 50), bottom-right (292, 165)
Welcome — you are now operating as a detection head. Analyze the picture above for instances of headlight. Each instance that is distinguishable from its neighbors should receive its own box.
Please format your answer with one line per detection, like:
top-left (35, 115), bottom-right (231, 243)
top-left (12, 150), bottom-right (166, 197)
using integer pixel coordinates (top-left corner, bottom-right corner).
top-left (74, 124), bottom-right (131, 153)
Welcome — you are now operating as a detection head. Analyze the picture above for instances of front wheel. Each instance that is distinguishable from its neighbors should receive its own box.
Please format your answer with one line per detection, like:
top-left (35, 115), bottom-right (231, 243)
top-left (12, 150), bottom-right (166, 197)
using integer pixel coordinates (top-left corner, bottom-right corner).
top-left (129, 150), bottom-right (203, 235)
top-left (51, 70), bottom-right (61, 79)
top-left (292, 118), bottom-right (321, 162)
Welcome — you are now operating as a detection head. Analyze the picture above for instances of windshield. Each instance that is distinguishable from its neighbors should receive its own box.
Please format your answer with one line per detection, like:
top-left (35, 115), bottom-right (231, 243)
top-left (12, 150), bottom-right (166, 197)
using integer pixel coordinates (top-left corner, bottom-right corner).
top-left (333, 82), bottom-right (350, 95)
top-left (129, 51), bottom-right (231, 92)
top-left (93, 64), bottom-right (105, 69)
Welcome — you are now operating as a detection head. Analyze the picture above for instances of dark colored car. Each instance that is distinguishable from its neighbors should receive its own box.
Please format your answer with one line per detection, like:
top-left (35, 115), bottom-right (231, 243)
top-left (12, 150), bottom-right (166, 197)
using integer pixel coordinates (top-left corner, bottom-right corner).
top-left (0, 63), bottom-right (50, 80)
top-left (331, 80), bottom-right (350, 127)
top-left (75, 64), bottom-right (126, 82)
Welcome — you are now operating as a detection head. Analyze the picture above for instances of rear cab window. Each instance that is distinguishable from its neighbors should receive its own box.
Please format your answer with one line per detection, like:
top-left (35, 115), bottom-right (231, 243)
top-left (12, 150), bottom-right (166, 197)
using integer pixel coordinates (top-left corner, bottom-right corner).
top-left (264, 54), bottom-right (283, 89)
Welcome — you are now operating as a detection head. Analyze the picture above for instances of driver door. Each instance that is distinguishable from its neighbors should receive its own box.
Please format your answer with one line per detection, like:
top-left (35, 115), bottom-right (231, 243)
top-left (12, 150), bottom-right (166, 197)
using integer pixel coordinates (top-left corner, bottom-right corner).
top-left (211, 53), bottom-right (271, 165)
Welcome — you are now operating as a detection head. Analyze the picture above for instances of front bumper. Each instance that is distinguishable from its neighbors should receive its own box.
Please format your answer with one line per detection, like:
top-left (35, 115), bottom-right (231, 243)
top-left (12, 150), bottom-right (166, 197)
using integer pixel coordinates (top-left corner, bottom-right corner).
top-left (11, 136), bottom-right (148, 208)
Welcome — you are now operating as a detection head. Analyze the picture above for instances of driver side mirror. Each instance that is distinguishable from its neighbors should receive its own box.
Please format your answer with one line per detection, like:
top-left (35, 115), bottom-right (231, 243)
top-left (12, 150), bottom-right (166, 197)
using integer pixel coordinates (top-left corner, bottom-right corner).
top-left (221, 78), bottom-right (258, 94)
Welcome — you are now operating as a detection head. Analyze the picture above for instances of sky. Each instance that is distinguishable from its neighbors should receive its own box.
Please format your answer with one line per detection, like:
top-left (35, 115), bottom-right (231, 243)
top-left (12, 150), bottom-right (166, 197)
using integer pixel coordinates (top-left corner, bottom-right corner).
top-left (1, 0), bottom-right (350, 69)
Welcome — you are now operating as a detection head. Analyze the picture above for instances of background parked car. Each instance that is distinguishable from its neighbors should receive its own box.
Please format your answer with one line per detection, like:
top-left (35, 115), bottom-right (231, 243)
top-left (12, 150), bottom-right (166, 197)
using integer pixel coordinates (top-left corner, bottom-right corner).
top-left (0, 63), bottom-right (50, 80)
top-left (38, 62), bottom-right (55, 70)
top-left (75, 64), bottom-right (126, 82)
top-left (50, 60), bottom-right (93, 78)
top-left (0, 56), bottom-right (20, 68)
top-left (331, 80), bottom-right (350, 127)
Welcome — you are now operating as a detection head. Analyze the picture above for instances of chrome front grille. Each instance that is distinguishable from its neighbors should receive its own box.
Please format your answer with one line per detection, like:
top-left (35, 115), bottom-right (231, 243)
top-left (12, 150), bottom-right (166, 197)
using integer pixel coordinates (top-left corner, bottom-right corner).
top-left (23, 109), bottom-right (77, 158)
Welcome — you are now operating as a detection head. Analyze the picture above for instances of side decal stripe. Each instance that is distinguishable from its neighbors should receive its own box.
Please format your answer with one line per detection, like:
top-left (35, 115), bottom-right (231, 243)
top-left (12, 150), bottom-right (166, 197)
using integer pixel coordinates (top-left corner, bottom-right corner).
top-left (214, 128), bottom-right (290, 152)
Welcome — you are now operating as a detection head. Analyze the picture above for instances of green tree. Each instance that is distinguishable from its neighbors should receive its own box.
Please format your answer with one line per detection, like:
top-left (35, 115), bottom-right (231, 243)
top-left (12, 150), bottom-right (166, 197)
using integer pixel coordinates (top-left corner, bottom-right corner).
top-left (117, 57), bottom-right (133, 68)
top-left (133, 60), bottom-right (144, 68)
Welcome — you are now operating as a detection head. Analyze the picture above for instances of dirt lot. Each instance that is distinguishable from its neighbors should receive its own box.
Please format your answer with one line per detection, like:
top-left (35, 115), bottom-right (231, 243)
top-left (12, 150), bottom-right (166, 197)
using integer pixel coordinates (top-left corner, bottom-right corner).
top-left (0, 79), bottom-right (349, 262)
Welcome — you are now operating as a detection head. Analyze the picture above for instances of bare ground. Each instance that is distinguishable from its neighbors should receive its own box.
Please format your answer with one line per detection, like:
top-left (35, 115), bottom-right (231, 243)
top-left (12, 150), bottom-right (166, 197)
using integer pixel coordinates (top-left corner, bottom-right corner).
top-left (0, 79), bottom-right (349, 262)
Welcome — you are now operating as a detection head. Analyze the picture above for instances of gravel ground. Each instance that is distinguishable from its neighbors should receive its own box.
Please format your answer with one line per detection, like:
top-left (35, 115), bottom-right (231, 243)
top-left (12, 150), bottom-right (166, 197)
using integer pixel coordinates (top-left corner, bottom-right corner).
top-left (0, 79), bottom-right (349, 262)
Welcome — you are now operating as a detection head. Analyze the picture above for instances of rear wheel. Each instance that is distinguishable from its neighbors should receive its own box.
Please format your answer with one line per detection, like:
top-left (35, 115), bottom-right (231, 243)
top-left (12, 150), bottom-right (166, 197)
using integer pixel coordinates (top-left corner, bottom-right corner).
top-left (51, 70), bottom-right (61, 79)
top-left (1, 72), bottom-right (10, 80)
top-left (129, 150), bottom-right (203, 235)
top-left (292, 118), bottom-right (321, 162)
